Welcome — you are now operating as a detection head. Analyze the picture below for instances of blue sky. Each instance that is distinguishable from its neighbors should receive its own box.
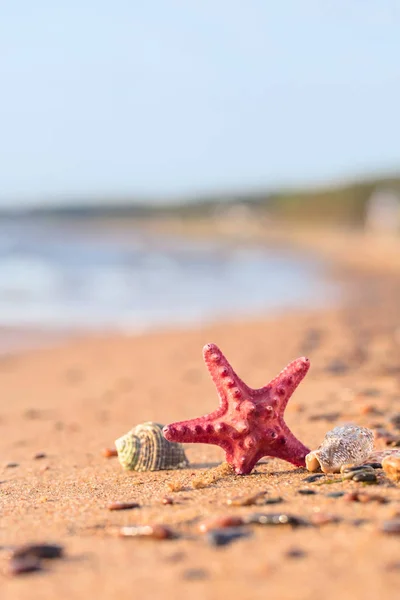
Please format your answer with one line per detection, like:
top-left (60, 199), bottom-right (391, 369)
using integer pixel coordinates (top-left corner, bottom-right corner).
top-left (1, 1), bottom-right (400, 206)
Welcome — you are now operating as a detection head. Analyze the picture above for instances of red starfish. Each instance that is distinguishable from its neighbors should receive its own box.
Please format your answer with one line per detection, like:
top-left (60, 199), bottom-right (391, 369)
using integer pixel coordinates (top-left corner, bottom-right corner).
top-left (163, 344), bottom-right (310, 475)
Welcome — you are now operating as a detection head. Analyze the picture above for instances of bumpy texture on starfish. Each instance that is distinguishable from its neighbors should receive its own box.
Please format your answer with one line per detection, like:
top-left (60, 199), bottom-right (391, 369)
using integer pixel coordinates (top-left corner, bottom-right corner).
top-left (163, 344), bottom-right (310, 475)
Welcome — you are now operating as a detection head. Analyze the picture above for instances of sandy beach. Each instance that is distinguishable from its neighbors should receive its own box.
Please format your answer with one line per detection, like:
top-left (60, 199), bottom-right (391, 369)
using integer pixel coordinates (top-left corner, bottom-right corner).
top-left (1, 238), bottom-right (400, 600)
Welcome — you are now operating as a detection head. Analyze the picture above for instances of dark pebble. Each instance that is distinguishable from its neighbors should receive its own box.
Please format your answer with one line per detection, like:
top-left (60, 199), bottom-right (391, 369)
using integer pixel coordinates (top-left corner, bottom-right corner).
top-left (326, 491), bottom-right (345, 498)
top-left (33, 453), bottom-right (47, 460)
top-left (303, 474), bottom-right (324, 483)
top-left (361, 388), bottom-right (381, 397)
top-left (13, 543), bottom-right (64, 560)
top-left (245, 513), bottom-right (309, 527)
top-left (9, 556), bottom-right (42, 576)
top-left (182, 568), bottom-right (209, 581)
top-left (341, 465), bottom-right (372, 474)
top-left (387, 438), bottom-right (400, 447)
top-left (297, 489), bottom-right (316, 496)
top-left (285, 547), bottom-right (307, 559)
top-left (352, 471), bottom-right (378, 483)
top-left (5, 462), bottom-right (19, 468)
top-left (390, 414), bottom-right (400, 430)
top-left (264, 497), bottom-right (284, 505)
top-left (381, 519), bottom-right (400, 535)
top-left (206, 527), bottom-right (251, 547)
top-left (352, 519), bottom-right (370, 527)
top-left (325, 359), bottom-right (349, 375)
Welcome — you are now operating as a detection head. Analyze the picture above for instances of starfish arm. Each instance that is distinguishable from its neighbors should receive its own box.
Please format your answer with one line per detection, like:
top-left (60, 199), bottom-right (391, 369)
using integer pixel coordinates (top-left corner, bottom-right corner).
top-left (263, 424), bottom-right (310, 467)
top-left (163, 416), bottom-right (232, 449)
top-left (203, 343), bottom-right (252, 407)
top-left (258, 356), bottom-right (309, 415)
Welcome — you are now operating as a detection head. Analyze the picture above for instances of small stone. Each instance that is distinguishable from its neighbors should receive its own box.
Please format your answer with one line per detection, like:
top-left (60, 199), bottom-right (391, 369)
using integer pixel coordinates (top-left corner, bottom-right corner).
top-left (119, 524), bottom-right (176, 540)
top-left (352, 518), bottom-right (369, 527)
top-left (380, 519), bottom-right (400, 535)
top-left (297, 489), bottom-right (316, 495)
top-left (308, 412), bottom-right (341, 423)
top-left (382, 455), bottom-right (400, 482)
top-left (352, 471), bottom-right (377, 484)
top-left (5, 462), bottom-right (19, 468)
top-left (226, 490), bottom-right (268, 506)
top-left (244, 513), bottom-right (309, 527)
top-left (264, 497), bottom-right (284, 505)
top-left (182, 568), bottom-right (209, 580)
top-left (161, 496), bottom-right (175, 505)
top-left (303, 474), bottom-right (324, 483)
top-left (326, 491), bottom-right (345, 498)
top-left (9, 556), bottom-right (42, 576)
top-left (12, 543), bottom-right (64, 561)
top-left (199, 515), bottom-right (244, 533)
top-left (363, 462), bottom-right (382, 469)
top-left (285, 547), bottom-right (307, 559)
top-left (325, 359), bottom-right (348, 375)
top-left (107, 501), bottom-right (140, 511)
top-left (310, 513), bottom-right (341, 526)
top-left (390, 414), bottom-right (400, 430)
top-left (340, 464), bottom-right (374, 474)
top-left (206, 527), bottom-right (250, 547)
top-left (33, 452), bottom-right (46, 460)
top-left (102, 448), bottom-right (118, 458)
top-left (343, 491), bottom-right (387, 503)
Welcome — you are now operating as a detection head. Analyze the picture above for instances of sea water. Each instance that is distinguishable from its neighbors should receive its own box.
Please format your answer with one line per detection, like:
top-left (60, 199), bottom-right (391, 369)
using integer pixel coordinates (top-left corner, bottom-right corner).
top-left (0, 218), bottom-right (337, 334)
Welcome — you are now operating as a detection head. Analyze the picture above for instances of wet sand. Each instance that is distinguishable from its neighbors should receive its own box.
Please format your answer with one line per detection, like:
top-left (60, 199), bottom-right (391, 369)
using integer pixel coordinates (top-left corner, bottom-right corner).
top-left (1, 258), bottom-right (400, 599)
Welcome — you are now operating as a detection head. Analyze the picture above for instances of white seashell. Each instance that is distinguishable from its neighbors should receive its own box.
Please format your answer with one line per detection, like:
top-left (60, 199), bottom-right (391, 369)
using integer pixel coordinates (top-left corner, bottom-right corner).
top-left (305, 424), bottom-right (374, 473)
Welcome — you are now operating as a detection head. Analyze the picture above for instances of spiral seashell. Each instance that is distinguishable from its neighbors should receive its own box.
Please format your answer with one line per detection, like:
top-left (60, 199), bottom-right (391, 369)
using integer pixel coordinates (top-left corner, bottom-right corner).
top-left (305, 424), bottom-right (374, 474)
top-left (115, 422), bottom-right (189, 472)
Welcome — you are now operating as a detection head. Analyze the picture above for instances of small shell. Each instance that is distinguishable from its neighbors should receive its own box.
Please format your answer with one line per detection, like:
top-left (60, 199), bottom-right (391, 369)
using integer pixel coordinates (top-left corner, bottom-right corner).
top-left (305, 425), bottom-right (374, 473)
top-left (115, 422), bottom-right (189, 472)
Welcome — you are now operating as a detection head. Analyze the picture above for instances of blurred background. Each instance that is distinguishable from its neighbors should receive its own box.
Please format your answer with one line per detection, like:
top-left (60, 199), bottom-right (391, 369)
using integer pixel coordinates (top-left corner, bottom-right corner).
top-left (1, 1), bottom-right (399, 347)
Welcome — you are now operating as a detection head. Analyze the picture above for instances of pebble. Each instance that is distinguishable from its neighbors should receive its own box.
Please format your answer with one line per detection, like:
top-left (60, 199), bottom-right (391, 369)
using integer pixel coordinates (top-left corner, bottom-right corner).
top-left (340, 465), bottom-right (374, 475)
top-left (206, 527), bottom-right (250, 547)
top-left (352, 471), bottom-right (378, 484)
top-left (244, 513), bottom-right (309, 527)
top-left (199, 515), bottom-right (244, 533)
top-left (182, 568), bottom-right (209, 581)
top-left (343, 491), bottom-right (387, 503)
top-left (352, 519), bottom-right (370, 527)
top-left (107, 501), bottom-right (140, 511)
top-left (308, 412), bottom-right (341, 423)
top-left (102, 448), bottom-right (118, 458)
top-left (326, 491), bottom-right (345, 498)
top-left (9, 555), bottom-right (42, 576)
top-left (380, 519), bottom-right (400, 535)
top-left (161, 496), bottom-right (175, 505)
top-left (119, 524), bottom-right (176, 540)
top-left (226, 491), bottom-right (268, 506)
top-left (33, 452), bottom-right (47, 460)
top-left (5, 462), bottom-right (19, 468)
top-left (325, 359), bottom-right (349, 375)
top-left (9, 543), bottom-right (64, 577)
top-left (390, 414), bottom-right (400, 430)
top-left (382, 455), bottom-right (400, 482)
top-left (297, 489), bottom-right (316, 495)
top-left (285, 547), bottom-right (307, 558)
top-left (310, 513), bottom-right (341, 526)
top-left (12, 544), bottom-right (64, 560)
top-left (303, 474), bottom-right (324, 483)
